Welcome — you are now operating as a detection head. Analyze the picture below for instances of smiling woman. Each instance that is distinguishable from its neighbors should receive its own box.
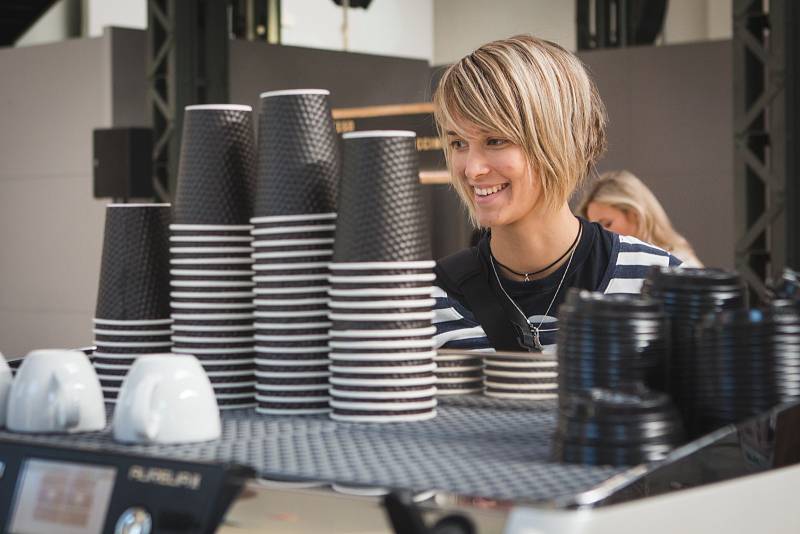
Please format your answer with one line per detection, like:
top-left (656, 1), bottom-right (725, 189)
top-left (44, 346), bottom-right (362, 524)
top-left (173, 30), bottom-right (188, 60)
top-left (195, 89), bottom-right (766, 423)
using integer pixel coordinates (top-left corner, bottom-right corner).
top-left (431, 35), bottom-right (683, 353)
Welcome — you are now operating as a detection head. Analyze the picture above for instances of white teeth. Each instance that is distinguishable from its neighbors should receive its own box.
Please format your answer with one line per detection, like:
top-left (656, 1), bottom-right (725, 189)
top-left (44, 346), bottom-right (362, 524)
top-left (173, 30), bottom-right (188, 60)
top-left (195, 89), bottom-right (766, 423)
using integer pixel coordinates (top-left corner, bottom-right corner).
top-left (474, 184), bottom-right (508, 197)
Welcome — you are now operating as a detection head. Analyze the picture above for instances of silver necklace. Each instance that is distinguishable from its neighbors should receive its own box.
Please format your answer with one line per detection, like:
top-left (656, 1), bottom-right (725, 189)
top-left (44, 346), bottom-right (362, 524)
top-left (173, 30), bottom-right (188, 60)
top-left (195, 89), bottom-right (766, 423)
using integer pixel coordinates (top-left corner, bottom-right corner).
top-left (489, 224), bottom-right (582, 351)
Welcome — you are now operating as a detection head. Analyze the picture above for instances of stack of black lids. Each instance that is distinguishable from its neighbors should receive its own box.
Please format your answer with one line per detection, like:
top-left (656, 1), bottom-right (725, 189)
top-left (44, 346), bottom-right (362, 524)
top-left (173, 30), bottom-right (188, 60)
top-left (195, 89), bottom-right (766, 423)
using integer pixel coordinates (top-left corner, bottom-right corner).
top-left (641, 267), bottom-right (747, 434)
top-left (553, 289), bottom-right (685, 466)
top-left (692, 301), bottom-right (800, 436)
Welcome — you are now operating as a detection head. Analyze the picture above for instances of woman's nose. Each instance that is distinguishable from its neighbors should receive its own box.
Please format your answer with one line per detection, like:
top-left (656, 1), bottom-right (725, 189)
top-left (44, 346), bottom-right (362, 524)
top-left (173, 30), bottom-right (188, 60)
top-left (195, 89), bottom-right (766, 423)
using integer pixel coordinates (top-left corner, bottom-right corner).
top-left (464, 149), bottom-right (490, 181)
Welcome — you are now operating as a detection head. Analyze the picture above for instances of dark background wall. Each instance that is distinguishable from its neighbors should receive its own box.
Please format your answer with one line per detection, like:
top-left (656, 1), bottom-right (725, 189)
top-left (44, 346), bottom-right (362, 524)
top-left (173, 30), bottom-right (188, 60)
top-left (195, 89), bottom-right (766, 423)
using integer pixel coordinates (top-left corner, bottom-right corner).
top-left (579, 40), bottom-right (733, 269)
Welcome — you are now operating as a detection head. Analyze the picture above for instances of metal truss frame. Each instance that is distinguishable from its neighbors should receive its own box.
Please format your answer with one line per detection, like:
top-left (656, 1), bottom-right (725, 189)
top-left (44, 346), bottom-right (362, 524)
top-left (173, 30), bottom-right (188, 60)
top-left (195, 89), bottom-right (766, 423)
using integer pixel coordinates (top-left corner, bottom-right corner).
top-left (733, 0), bottom-right (799, 302)
top-left (147, 0), bottom-right (229, 200)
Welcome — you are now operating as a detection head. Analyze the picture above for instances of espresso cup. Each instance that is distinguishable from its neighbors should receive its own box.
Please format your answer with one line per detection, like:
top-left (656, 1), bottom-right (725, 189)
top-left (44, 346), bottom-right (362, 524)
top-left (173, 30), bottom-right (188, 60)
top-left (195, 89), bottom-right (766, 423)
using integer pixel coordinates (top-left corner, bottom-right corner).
top-left (7, 350), bottom-right (106, 433)
top-left (113, 354), bottom-right (221, 444)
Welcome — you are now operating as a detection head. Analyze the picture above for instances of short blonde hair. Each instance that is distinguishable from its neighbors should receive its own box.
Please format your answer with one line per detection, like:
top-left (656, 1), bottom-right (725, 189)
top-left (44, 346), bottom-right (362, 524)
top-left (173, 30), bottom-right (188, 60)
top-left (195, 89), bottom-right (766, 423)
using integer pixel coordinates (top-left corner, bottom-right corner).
top-left (433, 34), bottom-right (607, 225)
top-left (577, 170), bottom-right (699, 263)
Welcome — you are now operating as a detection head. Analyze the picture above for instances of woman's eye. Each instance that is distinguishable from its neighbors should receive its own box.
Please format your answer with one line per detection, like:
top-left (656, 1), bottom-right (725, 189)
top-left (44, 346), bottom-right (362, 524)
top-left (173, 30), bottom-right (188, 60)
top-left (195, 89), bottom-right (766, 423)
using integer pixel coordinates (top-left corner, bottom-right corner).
top-left (450, 139), bottom-right (466, 149)
top-left (487, 138), bottom-right (508, 147)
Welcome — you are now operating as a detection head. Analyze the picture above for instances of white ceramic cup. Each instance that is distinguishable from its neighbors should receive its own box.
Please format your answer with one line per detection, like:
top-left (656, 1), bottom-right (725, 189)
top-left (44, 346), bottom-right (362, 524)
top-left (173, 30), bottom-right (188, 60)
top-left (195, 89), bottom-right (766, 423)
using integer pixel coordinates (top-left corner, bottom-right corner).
top-left (113, 354), bottom-right (220, 444)
top-left (0, 353), bottom-right (11, 427)
top-left (7, 349), bottom-right (106, 433)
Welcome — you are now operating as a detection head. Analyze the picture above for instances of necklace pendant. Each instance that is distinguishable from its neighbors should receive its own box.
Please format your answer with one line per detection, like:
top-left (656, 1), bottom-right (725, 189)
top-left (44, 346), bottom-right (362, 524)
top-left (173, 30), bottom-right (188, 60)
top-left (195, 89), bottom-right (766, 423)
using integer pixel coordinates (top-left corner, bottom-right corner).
top-left (531, 326), bottom-right (544, 352)
top-left (524, 273), bottom-right (530, 283)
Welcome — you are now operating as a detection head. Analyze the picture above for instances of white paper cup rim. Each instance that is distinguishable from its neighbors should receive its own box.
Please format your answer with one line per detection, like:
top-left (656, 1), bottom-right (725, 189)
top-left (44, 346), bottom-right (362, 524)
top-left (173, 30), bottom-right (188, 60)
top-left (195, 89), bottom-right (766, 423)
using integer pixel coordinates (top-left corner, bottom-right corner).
top-left (172, 324), bottom-right (255, 332)
top-left (251, 225), bottom-right (336, 235)
top-left (172, 346), bottom-right (254, 355)
top-left (170, 247), bottom-right (254, 253)
top-left (171, 313), bottom-right (254, 320)
top-left (255, 322), bottom-right (331, 329)
top-left (328, 311), bottom-right (435, 321)
top-left (255, 346), bottom-right (329, 354)
top-left (251, 213), bottom-right (336, 224)
top-left (329, 339), bottom-right (435, 349)
top-left (93, 318), bottom-right (171, 326)
top-left (330, 350), bottom-right (437, 361)
top-left (185, 103), bottom-right (252, 111)
top-left (329, 327), bottom-right (435, 338)
top-left (107, 203), bottom-right (170, 208)
top-left (93, 328), bottom-right (172, 336)
top-left (329, 274), bottom-right (436, 283)
top-left (260, 88), bottom-right (330, 98)
top-left (328, 287), bottom-right (435, 297)
top-left (330, 261), bottom-right (435, 270)
top-left (329, 411), bottom-right (436, 423)
top-left (329, 387), bottom-right (436, 400)
top-left (342, 130), bottom-right (416, 139)
top-left (328, 299), bottom-right (434, 309)
top-left (329, 363), bottom-right (436, 374)
top-left (255, 383), bottom-right (329, 391)
top-left (252, 250), bottom-right (333, 259)
top-left (329, 399), bottom-right (436, 411)
top-left (170, 224), bottom-right (253, 231)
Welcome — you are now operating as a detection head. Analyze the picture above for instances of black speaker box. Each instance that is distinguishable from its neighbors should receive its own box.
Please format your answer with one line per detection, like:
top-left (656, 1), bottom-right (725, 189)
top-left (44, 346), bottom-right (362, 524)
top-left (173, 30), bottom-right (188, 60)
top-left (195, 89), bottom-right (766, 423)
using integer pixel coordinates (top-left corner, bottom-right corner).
top-left (93, 127), bottom-right (153, 199)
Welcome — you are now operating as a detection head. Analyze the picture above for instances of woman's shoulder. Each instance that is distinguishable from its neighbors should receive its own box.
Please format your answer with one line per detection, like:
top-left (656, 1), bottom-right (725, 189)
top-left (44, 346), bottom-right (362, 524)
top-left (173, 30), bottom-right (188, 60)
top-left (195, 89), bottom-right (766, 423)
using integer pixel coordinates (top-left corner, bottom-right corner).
top-left (599, 231), bottom-right (682, 294)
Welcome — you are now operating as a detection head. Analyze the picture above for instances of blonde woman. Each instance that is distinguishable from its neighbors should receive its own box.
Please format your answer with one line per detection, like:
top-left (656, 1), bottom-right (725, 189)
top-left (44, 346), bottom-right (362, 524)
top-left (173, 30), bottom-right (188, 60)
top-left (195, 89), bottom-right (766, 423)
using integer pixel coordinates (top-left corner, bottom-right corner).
top-left (577, 170), bottom-right (703, 267)
top-left (432, 35), bottom-right (682, 353)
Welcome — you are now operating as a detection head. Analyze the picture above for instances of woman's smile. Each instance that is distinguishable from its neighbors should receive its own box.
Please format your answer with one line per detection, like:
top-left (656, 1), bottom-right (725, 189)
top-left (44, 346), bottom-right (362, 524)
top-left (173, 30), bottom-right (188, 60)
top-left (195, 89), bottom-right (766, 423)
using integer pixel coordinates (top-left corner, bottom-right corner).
top-left (473, 182), bottom-right (510, 204)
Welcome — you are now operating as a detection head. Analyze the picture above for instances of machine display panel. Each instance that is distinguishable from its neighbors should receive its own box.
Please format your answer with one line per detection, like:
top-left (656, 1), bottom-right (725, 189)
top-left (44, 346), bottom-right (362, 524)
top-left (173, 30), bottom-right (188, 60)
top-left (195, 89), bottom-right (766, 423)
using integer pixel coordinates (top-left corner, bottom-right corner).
top-left (9, 458), bottom-right (117, 534)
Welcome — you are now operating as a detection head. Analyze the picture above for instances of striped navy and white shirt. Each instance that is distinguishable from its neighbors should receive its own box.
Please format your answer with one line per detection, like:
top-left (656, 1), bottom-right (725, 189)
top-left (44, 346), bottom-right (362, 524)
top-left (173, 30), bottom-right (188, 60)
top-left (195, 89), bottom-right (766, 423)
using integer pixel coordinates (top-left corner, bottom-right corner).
top-left (433, 220), bottom-right (682, 352)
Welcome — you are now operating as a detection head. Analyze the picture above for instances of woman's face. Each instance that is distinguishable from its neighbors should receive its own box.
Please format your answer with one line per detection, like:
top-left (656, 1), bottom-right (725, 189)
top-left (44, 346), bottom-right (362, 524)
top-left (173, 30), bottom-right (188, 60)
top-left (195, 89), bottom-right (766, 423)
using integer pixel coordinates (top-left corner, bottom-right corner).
top-left (586, 201), bottom-right (639, 236)
top-left (447, 120), bottom-right (541, 228)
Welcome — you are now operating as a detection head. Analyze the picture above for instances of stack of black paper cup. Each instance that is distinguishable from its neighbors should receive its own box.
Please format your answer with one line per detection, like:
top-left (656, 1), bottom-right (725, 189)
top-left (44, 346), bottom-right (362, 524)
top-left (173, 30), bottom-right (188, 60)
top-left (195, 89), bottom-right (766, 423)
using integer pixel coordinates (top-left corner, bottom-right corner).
top-left (170, 104), bottom-right (257, 410)
top-left (642, 268), bottom-right (746, 434)
top-left (328, 131), bottom-right (438, 423)
top-left (93, 204), bottom-right (172, 403)
top-left (691, 302), bottom-right (800, 436)
top-left (552, 290), bottom-right (685, 466)
top-left (251, 90), bottom-right (341, 415)
top-left (434, 350), bottom-right (483, 395)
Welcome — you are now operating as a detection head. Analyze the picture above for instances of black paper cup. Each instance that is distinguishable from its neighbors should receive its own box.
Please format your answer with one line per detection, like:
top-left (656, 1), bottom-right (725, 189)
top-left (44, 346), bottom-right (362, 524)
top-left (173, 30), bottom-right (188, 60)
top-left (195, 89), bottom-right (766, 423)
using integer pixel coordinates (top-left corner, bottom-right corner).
top-left (95, 204), bottom-right (171, 321)
top-left (173, 105), bottom-right (256, 225)
top-left (334, 131), bottom-right (430, 263)
top-left (254, 90), bottom-right (340, 217)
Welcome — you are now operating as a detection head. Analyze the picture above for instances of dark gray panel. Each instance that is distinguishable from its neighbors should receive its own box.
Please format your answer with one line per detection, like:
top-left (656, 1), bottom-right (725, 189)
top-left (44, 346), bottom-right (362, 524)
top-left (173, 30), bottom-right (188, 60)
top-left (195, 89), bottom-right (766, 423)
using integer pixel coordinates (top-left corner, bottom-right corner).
top-left (110, 27), bottom-right (149, 127)
top-left (230, 40), bottom-right (434, 109)
top-left (579, 41), bottom-right (734, 269)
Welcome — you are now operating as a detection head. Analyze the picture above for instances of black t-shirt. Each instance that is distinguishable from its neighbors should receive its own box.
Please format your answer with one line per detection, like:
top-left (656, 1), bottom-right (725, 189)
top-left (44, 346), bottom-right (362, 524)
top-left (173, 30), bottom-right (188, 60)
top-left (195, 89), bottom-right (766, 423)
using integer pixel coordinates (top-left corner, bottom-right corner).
top-left (436, 217), bottom-right (615, 349)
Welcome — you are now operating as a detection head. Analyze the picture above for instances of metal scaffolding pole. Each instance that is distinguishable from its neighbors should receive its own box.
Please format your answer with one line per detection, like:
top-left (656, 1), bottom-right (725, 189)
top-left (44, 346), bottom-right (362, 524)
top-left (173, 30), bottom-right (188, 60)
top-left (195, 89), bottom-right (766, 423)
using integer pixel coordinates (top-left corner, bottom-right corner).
top-left (733, 0), bottom-right (799, 302)
top-left (147, 0), bottom-right (229, 200)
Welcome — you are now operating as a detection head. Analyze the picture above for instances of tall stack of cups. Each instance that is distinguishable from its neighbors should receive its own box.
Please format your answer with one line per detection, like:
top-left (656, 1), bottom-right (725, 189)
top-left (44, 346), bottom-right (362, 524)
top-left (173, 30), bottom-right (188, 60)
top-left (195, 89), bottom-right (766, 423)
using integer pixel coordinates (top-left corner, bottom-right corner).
top-left (328, 131), bottom-right (438, 422)
top-left (252, 90), bottom-right (341, 415)
top-left (170, 104), bottom-right (257, 410)
top-left (93, 204), bottom-right (171, 403)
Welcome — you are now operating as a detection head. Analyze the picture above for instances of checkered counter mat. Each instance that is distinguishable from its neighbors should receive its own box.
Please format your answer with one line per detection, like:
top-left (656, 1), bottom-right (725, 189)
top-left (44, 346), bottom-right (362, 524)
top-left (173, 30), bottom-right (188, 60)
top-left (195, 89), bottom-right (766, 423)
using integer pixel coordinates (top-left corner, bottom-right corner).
top-left (0, 396), bottom-right (626, 502)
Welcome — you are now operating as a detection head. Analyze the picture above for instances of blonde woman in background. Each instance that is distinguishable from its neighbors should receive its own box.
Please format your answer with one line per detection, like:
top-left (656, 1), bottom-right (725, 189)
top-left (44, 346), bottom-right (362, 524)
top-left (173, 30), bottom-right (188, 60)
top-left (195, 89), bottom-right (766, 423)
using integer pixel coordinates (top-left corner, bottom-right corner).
top-left (577, 170), bottom-right (703, 267)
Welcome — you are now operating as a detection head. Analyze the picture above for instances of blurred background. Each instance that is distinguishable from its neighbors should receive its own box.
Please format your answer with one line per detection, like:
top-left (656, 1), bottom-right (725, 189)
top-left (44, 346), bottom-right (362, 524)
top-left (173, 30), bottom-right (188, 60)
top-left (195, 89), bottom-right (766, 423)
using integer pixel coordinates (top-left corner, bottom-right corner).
top-left (0, 0), bottom-right (796, 356)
